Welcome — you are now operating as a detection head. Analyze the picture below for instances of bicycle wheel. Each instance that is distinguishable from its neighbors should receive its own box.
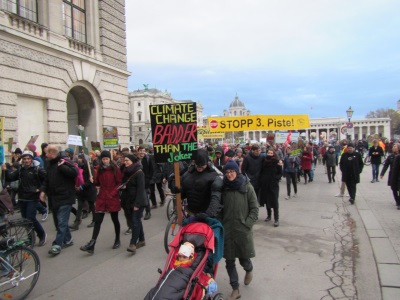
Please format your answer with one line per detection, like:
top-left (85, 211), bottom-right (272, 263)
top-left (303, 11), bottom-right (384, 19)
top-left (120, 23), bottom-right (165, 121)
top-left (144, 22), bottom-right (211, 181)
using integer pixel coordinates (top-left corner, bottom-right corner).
top-left (7, 222), bottom-right (35, 248)
top-left (0, 245), bottom-right (40, 300)
top-left (165, 196), bottom-right (176, 221)
top-left (364, 156), bottom-right (371, 166)
top-left (164, 214), bottom-right (181, 254)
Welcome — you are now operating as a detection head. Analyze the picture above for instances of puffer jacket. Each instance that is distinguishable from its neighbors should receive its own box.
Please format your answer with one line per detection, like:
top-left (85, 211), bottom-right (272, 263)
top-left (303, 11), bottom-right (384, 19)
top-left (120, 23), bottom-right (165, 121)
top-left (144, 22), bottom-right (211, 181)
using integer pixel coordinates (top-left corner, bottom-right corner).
top-left (5, 160), bottom-right (46, 201)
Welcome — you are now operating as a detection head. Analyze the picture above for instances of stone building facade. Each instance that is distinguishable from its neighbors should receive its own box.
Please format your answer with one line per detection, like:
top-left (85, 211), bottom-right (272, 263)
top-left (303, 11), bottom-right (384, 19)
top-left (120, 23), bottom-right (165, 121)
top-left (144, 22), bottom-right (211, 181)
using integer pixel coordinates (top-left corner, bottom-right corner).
top-left (128, 88), bottom-right (203, 146)
top-left (0, 0), bottom-right (130, 151)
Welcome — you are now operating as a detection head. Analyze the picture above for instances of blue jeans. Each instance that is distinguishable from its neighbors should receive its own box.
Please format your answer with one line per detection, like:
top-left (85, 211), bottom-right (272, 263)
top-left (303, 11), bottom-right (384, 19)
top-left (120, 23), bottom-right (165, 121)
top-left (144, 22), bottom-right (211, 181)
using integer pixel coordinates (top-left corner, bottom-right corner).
top-left (19, 200), bottom-right (45, 240)
top-left (371, 164), bottom-right (380, 181)
top-left (53, 204), bottom-right (72, 248)
top-left (130, 206), bottom-right (145, 245)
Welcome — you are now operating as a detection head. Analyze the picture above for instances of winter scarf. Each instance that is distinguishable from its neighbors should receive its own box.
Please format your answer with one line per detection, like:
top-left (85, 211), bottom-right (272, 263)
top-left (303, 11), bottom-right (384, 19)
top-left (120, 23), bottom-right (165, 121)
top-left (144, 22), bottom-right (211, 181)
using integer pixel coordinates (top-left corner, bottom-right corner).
top-left (223, 173), bottom-right (245, 190)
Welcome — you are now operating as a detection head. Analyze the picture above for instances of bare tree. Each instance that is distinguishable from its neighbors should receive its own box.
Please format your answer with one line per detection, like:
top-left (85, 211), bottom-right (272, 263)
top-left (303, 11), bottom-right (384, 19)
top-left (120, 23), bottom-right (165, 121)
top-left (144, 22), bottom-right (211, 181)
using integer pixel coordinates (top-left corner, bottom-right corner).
top-left (366, 108), bottom-right (400, 136)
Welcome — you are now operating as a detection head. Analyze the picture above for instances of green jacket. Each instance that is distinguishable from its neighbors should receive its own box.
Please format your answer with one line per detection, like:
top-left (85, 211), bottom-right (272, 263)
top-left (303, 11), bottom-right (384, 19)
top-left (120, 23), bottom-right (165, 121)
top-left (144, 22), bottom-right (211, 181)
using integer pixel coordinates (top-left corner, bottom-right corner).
top-left (221, 175), bottom-right (259, 259)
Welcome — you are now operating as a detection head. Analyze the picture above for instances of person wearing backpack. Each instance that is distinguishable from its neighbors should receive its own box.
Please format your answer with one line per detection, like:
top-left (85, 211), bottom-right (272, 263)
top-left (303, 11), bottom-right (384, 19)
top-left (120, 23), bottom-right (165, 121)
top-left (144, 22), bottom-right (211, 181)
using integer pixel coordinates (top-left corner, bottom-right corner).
top-left (2, 150), bottom-right (48, 247)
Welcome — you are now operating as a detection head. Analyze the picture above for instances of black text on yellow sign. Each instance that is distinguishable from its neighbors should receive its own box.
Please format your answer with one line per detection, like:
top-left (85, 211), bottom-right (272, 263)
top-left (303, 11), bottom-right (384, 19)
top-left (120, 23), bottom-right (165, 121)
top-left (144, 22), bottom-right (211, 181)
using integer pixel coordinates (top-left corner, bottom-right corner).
top-left (208, 115), bottom-right (310, 132)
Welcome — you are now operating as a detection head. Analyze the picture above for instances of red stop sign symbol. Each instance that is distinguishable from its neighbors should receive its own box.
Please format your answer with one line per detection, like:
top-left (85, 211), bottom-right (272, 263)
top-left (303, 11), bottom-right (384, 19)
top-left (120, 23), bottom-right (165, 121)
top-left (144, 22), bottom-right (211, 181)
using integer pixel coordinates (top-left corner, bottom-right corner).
top-left (210, 120), bottom-right (218, 129)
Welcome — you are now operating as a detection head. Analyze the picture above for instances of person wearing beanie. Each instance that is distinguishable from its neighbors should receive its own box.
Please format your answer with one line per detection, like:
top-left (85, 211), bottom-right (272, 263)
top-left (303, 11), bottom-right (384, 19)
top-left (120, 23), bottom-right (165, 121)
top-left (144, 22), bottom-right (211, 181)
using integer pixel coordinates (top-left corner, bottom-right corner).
top-left (323, 145), bottom-right (339, 184)
top-left (119, 154), bottom-right (148, 254)
top-left (2, 148), bottom-right (48, 247)
top-left (242, 144), bottom-right (264, 205)
top-left (65, 148), bottom-right (75, 161)
top-left (259, 149), bottom-right (282, 227)
top-left (12, 148), bottom-right (22, 163)
top-left (179, 149), bottom-right (223, 220)
top-left (381, 143), bottom-right (400, 209)
top-left (339, 143), bottom-right (364, 205)
top-left (221, 153), bottom-right (259, 300)
top-left (80, 148), bottom-right (123, 254)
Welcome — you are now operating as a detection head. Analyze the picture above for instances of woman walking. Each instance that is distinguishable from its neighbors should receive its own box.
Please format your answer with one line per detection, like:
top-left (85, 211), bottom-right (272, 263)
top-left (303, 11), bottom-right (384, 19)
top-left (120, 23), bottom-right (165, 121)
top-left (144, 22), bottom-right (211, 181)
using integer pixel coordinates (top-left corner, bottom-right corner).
top-left (259, 149), bottom-right (282, 227)
top-left (283, 147), bottom-right (299, 199)
top-left (300, 146), bottom-right (313, 184)
top-left (221, 160), bottom-right (259, 300)
top-left (119, 154), bottom-right (148, 254)
top-left (80, 150), bottom-right (122, 254)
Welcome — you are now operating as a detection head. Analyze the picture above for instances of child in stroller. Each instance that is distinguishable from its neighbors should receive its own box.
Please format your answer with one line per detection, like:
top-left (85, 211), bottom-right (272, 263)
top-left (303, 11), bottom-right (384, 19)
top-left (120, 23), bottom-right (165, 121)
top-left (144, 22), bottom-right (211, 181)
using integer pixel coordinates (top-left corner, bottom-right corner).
top-left (144, 220), bottom-right (223, 300)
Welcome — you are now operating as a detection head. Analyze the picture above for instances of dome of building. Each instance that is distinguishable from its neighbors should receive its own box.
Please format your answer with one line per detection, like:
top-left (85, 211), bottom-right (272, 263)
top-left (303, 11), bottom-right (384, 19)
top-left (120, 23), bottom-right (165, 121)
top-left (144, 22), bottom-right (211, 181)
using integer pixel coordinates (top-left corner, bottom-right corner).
top-left (229, 96), bottom-right (245, 108)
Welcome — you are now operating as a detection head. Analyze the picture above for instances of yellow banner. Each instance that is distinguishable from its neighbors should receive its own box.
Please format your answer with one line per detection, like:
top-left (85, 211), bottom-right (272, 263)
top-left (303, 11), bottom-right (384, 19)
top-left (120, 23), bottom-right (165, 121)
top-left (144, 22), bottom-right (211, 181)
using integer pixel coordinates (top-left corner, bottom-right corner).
top-left (208, 114), bottom-right (310, 132)
top-left (197, 126), bottom-right (225, 139)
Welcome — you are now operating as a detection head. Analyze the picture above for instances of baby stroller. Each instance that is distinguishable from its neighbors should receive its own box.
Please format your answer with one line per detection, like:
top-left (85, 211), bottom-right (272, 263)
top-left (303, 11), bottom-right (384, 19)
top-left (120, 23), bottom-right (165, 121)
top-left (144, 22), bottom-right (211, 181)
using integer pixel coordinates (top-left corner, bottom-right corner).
top-left (145, 219), bottom-right (224, 300)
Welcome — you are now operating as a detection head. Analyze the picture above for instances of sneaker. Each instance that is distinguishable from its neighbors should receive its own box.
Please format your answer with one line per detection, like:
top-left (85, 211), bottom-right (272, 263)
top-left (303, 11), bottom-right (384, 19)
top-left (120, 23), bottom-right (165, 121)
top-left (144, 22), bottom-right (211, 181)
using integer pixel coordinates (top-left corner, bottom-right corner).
top-left (124, 228), bottom-right (132, 235)
top-left (136, 241), bottom-right (146, 249)
top-left (62, 239), bottom-right (74, 249)
top-left (335, 193), bottom-right (344, 197)
top-left (48, 245), bottom-right (61, 255)
top-left (371, 180), bottom-right (375, 183)
top-left (274, 220), bottom-right (279, 227)
top-left (38, 233), bottom-right (47, 247)
top-left (376, 179), bottom-right (380, 182)
top-left (265, 216), bottom-right (271, 222)
top-left (41, 209), bottom-right (48, 222)
top-left (293, 194), bottom-right (297, 198)
top-left (349, 199), bottom-right (355, 205)
top-left (285, 196), bottom-right (290, 200)
top-left (87, 221), bottom-right (95, 228)
top-left (151, 205), bottom-right (158, 209)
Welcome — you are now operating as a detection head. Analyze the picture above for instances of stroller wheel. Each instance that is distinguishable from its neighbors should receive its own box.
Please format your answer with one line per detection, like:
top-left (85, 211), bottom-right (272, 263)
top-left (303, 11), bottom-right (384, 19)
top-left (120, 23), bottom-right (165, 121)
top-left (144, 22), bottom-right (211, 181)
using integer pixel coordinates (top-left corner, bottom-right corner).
top-left (213, 293), bottom-right (224, 300)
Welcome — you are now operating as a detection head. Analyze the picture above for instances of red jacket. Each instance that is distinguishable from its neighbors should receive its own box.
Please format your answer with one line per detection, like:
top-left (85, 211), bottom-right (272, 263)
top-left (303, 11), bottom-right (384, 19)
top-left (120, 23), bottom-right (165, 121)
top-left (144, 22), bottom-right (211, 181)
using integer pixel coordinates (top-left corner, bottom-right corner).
top-left (95, 166), bottom-right (123, 212)
top-left (301, 151), bottom-right (312, 171)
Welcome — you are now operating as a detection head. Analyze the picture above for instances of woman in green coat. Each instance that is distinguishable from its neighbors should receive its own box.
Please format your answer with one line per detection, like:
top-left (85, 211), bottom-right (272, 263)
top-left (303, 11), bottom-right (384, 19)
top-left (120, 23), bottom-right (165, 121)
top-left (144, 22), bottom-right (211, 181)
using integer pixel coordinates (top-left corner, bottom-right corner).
top-left (221, 160), bottom-right (259, 300)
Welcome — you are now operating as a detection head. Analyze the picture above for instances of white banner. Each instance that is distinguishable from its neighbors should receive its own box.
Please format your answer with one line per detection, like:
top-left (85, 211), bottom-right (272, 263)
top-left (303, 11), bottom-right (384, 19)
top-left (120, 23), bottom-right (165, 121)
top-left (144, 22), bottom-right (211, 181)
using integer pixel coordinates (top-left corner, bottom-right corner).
top-left (67, 135), bottom-right (82, 146)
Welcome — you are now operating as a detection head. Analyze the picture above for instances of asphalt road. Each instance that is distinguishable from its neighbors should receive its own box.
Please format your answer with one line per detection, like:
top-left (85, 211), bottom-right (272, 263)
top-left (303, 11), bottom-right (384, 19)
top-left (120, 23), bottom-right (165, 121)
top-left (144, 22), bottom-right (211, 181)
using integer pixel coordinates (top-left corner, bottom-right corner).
top-left (15, 161), bottom-right (398, 300)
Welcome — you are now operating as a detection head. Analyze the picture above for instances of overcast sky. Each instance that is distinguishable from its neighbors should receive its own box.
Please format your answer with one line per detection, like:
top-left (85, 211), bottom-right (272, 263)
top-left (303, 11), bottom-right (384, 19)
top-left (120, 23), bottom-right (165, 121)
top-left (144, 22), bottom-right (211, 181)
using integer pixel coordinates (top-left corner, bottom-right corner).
top-left (125, 0), bottom-right (400, 120)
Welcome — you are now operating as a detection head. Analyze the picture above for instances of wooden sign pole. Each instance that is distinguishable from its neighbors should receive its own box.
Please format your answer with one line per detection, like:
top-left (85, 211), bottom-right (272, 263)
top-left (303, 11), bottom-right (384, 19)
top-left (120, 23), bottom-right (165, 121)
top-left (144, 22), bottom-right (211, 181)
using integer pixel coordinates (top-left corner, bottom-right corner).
top-left (174, 162), bottom-right (183, 226)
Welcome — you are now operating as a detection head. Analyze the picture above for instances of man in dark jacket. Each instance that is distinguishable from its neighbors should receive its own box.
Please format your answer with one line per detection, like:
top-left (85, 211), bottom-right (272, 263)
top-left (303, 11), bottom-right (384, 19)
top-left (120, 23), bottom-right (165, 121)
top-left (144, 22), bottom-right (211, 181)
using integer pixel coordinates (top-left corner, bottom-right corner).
top-left (180, 149), bottom-right (223, 218)
top-left (40, 145), bottom-right (78, 256)
top-left (323, 146), bottom-right (339, 183)
top-left (339, 143), bottom-right (364, 204)
top-left (2, 150), bottom-right (47, 246)
top-left (241, 144), bottom-right (264, 204)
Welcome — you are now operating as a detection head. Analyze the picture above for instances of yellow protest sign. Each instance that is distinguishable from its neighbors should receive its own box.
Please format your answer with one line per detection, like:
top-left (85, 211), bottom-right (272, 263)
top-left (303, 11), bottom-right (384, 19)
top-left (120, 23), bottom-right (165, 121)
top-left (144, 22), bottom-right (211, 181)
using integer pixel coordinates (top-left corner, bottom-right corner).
top-left (208, 114), bottom-right (310, 132)
top-left (197, 126), bottom-right (225, 139)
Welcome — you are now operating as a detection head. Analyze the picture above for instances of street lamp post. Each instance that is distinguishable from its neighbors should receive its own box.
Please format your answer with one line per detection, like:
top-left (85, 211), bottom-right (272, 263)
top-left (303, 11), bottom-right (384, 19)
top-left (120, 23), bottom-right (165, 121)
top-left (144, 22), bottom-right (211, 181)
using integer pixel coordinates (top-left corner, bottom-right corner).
top-left (346, 106), bottom-right (354, 141)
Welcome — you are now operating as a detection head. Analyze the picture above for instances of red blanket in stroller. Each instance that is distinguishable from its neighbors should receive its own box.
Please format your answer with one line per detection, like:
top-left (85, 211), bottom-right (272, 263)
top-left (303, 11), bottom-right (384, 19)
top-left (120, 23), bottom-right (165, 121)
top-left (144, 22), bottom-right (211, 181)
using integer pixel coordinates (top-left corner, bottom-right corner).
top-left (144, 222), bottom-right (219, 300)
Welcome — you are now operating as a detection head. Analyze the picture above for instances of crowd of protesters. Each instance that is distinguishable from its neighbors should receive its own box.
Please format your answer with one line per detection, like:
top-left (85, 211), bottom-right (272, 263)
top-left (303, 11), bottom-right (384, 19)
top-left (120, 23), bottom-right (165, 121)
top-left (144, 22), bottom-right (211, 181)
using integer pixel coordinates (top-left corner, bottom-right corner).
top-left (1, 136), bottom-right (400, 300)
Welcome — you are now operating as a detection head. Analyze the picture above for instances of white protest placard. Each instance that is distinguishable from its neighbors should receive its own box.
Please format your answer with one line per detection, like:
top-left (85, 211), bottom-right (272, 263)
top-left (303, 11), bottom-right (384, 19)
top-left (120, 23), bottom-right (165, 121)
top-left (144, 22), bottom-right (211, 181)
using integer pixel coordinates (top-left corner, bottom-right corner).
top-left (67, 135), bottom-right (83, 146)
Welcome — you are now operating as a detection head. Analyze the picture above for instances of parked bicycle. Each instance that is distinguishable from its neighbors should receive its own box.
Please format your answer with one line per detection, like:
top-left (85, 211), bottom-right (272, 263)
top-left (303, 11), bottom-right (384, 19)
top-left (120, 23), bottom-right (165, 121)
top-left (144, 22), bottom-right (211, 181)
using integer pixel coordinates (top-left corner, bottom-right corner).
top-left (0, 237), bottom-right (40, 300)
top-left (364, 155), bottom-right (371, 166)
top-left (165, 192), bottom-right (176, 221)
top-left (0, 218), bottom-right (35, 249)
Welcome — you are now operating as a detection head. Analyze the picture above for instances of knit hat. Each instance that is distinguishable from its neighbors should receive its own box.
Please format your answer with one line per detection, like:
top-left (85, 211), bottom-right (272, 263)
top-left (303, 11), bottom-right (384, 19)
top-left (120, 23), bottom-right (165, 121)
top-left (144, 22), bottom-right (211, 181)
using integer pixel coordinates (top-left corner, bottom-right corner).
top-left (235, 148), bottom-right (242, 154)
top-left (125, 154), bottom-right (138, 163)
top-left (65, 147), bottom-right (74, 154)
top-left (347, 143), bottom-right (354, 148)
top-left (223, 160), bottom-right (240, 174)
top-left (21, 150), bottom-right (34, 158)
top-left (100, 150), bottom-right (111, 159)
top-left (14, 148), bottom-right (22, 155)
top-left (27, 144), bottom-right (36, 152)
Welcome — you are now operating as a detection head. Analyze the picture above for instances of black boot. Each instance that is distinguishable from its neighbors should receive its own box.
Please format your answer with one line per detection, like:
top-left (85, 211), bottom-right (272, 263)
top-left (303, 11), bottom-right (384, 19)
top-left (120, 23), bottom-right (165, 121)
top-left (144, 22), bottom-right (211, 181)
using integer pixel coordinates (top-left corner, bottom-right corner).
top-left (69, 221), bottom-right (79, 231)
top-left (80, 239), bottom-right (96, 254)
top-left (112, 238), bottom-right (121, 249)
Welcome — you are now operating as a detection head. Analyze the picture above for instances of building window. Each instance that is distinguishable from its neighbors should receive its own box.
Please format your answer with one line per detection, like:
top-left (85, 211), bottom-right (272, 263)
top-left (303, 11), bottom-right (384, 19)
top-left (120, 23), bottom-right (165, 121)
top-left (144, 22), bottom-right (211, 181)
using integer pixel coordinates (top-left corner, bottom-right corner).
top-left (138, 127), bottom-right (142, 132)
top-left (62, 0), bottom-right (86, 43)
top-left (138, 112), bottom-right (142, 121)
top-left (0, 0), bottom-right (38, 22)
top-left (138, 102), bottom-right (141, 107)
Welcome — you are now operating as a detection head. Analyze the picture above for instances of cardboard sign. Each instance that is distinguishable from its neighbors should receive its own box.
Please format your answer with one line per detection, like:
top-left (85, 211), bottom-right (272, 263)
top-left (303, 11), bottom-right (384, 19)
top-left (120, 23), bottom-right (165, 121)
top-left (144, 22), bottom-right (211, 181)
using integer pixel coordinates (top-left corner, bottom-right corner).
top-left (209, 114), bottom-right (310, 132)
top-left (67, 135), bottom-right (83, 146)
top-left (150, 103), bottom-right (197, 163)
top-left (91, 141), bottom-right (101, 151)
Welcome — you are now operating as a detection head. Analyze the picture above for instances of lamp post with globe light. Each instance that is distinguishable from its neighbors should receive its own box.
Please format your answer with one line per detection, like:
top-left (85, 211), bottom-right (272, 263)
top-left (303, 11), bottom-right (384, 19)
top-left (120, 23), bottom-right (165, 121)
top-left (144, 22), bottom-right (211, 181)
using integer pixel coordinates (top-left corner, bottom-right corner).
top-left (346, 106), bottom-right (354, 141)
